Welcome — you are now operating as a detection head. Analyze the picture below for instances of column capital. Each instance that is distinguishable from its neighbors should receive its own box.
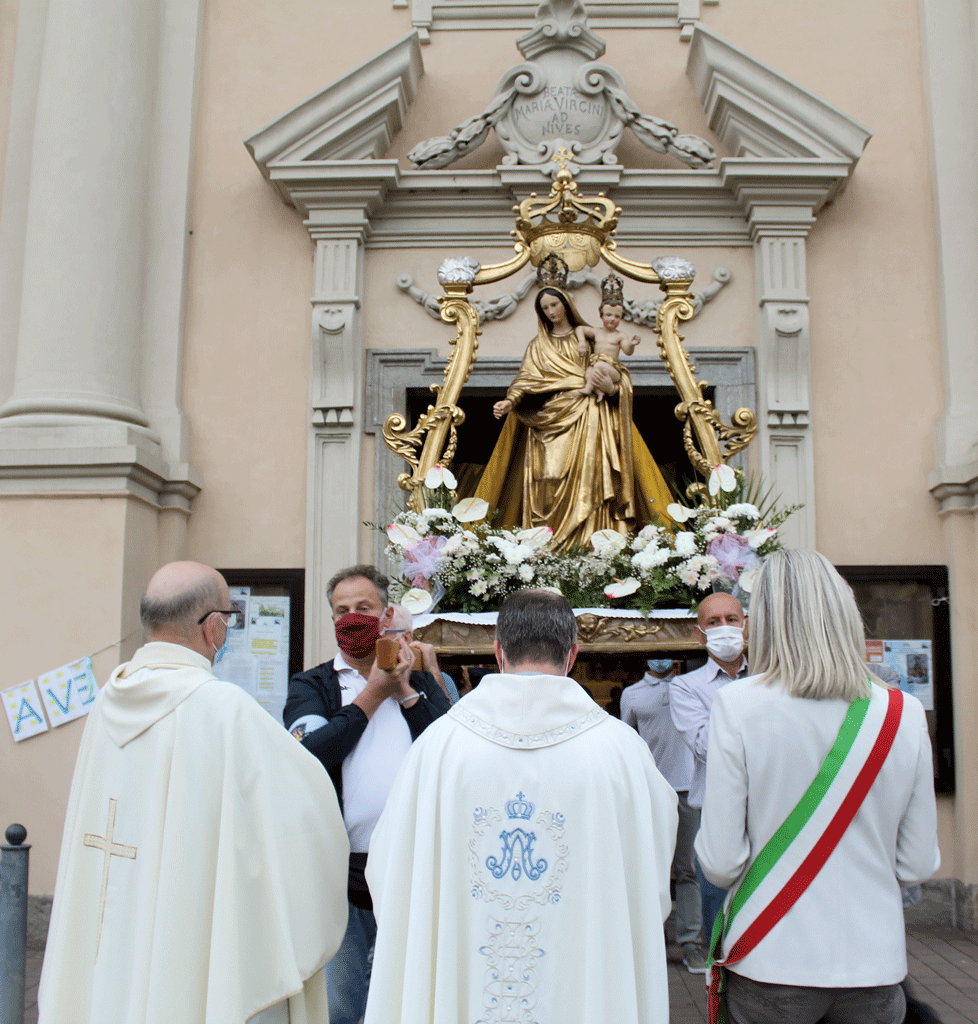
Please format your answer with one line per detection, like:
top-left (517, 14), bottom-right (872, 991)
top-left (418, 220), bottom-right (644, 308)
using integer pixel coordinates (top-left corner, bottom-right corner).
top-left (720, 158), bottom-right (849, 232)
top-left (271, 160), bottom-right (401, 224)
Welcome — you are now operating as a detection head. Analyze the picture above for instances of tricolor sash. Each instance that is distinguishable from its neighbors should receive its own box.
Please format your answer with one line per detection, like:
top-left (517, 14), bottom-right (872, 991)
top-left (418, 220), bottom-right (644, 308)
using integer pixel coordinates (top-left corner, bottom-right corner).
top-left (707, 686), bottom-right (904, 1024)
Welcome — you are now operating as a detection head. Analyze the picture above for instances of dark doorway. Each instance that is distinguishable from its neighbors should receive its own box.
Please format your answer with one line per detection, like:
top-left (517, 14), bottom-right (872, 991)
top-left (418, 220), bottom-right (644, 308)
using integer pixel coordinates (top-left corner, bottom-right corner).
top-left (406, 383), bottom-right (710, 501)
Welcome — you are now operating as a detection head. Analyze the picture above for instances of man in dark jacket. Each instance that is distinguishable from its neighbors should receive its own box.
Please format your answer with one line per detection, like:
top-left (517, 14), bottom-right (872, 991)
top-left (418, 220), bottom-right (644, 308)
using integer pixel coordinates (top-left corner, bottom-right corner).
top-left (284, 564), bottom-right (450, 1024)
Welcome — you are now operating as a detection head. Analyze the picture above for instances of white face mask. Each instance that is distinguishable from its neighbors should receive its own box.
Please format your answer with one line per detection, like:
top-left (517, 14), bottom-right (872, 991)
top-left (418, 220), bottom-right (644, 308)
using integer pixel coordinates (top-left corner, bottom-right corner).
top-left (701, 624), bottom-right (745, 663)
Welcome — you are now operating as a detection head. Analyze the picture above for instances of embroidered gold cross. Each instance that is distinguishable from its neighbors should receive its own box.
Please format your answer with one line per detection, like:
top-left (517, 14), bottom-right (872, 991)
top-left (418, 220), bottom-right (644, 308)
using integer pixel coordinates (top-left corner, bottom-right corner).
top-left (84, 798), bottom-right (137, 961)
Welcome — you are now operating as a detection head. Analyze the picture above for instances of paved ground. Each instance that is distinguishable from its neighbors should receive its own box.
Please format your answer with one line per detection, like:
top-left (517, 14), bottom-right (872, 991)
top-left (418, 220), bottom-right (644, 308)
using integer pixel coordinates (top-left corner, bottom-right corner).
top-left (22, 924), bottom-right (978, 1023)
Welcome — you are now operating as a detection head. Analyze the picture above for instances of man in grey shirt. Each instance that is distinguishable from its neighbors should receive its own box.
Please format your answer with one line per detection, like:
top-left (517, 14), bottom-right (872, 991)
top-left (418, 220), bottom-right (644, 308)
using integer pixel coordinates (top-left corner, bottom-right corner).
top-left (621, 657), bottom-right (706, 974)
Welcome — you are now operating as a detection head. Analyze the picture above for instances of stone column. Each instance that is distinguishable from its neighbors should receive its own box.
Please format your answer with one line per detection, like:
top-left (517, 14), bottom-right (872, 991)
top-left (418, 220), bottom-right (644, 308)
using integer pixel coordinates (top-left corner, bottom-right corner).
top-left (301, 168), bottom-right (399, 664)
top-left (921, 0), bottom-right (978, 917)
top-left (723, 165), bottom-right (837, 550)
top-left (0, 0), bottom-right (158, 430)
top-left (750, 220), bottom-right (816, 549)
top-left (305, 225), bottom-right (366, 665)
top-left (0, 0), bottom-right (201, 513)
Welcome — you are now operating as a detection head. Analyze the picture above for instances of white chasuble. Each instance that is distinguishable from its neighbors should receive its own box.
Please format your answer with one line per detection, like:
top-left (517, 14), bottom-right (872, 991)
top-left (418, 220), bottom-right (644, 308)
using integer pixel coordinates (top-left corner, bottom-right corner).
top-left (39, 642), bottom-right (349, 1024)
top-left (365, 672), bottom-right (678, 1024)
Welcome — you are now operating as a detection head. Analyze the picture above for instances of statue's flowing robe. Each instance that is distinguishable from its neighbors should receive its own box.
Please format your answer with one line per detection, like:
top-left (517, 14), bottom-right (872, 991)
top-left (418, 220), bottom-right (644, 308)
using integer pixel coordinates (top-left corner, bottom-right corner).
top-left (364, 672), bottom-right (678, 1024)
top-left (39, 642), bottom-right (349, 1024)
top-left (475, 307), bottom-right (674, 549)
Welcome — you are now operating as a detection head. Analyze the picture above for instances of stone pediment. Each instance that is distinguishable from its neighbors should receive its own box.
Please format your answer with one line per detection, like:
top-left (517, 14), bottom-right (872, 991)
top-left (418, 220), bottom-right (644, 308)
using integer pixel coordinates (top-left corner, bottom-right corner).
top-left (244, 32), bottom-right (422, 200)
top-left (687, 26), bottom-right (872, 164)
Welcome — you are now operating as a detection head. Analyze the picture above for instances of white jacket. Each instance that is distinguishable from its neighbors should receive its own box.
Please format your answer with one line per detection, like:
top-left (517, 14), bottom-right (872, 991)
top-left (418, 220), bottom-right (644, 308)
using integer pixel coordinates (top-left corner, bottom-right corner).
top-left (695, 676), bottom-right (940, 987)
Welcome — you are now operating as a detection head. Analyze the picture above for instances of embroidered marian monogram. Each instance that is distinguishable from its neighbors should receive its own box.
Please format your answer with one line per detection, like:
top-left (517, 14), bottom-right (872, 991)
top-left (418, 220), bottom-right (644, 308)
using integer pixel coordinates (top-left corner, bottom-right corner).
top-left (485, 792), bottom-right (547, 881)
top-left (486, 828), bottom-right (547, 881)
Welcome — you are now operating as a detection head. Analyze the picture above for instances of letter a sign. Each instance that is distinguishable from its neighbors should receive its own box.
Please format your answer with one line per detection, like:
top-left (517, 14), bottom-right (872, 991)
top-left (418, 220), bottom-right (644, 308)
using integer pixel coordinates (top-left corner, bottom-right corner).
top-left (2, 681), bottom-right (49, 741)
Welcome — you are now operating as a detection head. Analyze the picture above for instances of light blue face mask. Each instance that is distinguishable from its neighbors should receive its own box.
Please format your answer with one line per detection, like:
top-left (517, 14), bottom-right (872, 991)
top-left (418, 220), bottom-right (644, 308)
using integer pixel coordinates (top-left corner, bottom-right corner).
top-left (647, 658), bottom-right (674, 675)
top-left (212, 620), bottom-right (231, 665)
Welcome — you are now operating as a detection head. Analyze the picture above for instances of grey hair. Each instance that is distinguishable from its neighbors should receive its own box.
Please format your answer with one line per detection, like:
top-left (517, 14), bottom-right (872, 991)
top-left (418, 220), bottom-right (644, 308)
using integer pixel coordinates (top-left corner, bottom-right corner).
top-left (139, 575), bottom-right (224, 632)
top-left (495, 590), bottom-right (577, 667)
top-left (387, 605), bottom-right (413, 632)
top-left (749, 549), bottom-right (871, 702)
top-left (326, 564), bottom-right (389, 608)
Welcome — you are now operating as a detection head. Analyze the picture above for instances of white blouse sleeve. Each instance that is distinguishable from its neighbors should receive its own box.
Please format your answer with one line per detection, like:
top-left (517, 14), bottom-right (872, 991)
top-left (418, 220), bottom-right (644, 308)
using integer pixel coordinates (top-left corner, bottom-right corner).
top-left (895, 697), bottom-right (941, 883)
top-left (693, 685), bottom-right (751, 889)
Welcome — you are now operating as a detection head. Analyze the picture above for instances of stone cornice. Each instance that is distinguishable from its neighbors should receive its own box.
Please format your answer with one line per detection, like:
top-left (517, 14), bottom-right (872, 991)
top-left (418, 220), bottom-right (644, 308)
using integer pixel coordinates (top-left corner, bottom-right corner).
top-left (0, 425), bottom-right (201, 512)
top-left (930, 461), bottom-right (978, 515)
top-left (260, 160), bottom-right (853, 249)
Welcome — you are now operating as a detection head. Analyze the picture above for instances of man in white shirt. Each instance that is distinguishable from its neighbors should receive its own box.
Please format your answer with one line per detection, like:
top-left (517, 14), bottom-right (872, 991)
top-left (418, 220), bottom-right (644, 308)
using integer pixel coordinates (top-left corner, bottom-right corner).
top-left (670, 591), bottom-right (748, 947)
top-left (283, 564), bottom-right (451, 1024)
top-left (621, 657), bottom-right (706, 973)
top-left (363, 590), bottom-right (679, 1024)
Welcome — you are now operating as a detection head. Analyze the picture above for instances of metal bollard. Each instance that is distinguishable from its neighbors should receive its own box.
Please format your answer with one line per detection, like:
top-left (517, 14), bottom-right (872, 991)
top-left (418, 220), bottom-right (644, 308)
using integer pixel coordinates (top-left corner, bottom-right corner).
top-left (0, 824), bottom-right (29, 1024)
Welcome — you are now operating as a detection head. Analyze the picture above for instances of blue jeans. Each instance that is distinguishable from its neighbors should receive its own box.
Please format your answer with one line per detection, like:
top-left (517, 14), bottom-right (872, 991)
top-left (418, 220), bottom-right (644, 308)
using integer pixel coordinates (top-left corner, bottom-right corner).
top-left (695, 855), bottom-right (727, 947)
top-left (325, 903), bottom-right (376, 1024)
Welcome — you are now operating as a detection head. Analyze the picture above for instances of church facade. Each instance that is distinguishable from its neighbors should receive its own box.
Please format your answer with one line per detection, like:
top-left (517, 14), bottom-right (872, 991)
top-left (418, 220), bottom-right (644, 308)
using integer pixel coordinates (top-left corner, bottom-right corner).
top-left (2, 0), bottom-right (976, 928)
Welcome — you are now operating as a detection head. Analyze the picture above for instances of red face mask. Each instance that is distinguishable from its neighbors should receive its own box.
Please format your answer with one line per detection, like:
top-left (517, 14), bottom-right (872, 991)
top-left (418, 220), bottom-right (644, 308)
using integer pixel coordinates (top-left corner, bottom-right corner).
top-left (334, 612), bottom-right (382, 659)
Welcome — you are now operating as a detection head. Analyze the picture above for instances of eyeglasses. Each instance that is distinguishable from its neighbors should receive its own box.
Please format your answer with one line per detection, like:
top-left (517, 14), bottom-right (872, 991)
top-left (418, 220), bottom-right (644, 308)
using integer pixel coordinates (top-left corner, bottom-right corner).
top-left (197, 609), bottom-right (240, 629)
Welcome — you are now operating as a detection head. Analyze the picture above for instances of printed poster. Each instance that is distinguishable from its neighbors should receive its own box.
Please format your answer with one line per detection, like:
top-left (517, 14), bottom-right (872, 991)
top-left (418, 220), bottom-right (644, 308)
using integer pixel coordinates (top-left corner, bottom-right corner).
top-left (37, 657), bottom-right (99, 727)
top-left (866, 639), bottom-right (933, 711)
top-left (3, 680), bottom-right (49, 741)
top-left (214, 588), bottom-right (290, 722)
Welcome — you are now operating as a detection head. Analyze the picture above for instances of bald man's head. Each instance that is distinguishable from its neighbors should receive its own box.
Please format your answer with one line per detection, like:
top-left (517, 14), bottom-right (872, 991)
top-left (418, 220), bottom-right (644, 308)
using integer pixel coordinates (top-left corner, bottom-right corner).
top-left (140, 562), bottom-right (229, 636)
top-left (387, 605), bottom-right (413, 634)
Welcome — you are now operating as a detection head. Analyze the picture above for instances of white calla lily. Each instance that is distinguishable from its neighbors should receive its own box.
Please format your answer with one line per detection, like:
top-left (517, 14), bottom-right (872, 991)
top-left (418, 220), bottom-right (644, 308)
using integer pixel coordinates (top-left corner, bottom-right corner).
top-left (424, 464), bottom-right (458, 490)
top-left (386, 522), bottom-right (422, 547)
top-left (745, 527), bottom-right (777, 550)
top-left (737, 565), bottom-right (761, 593)
top-left (590, 529), bottom-right (628, 556)
top-left (452, 497), bottom-right (490, 522)
top-left (605, 577), bottom-right (640, 599)
top-left (516, 526), bottom-right (553, 548)
top-left (708, 463), bottom-right (737, 496)
top-left (667, 502), bottom-right (696, 523)
top-left (400, 588), bottom-right (434, 614)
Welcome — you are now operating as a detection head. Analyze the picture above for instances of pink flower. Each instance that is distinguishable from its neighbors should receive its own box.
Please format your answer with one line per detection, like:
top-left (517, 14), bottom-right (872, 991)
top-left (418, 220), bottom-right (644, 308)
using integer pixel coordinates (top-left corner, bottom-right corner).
top-left (400, 535), bottom-right (448, 583)
top-left (706, 532), bottom-right (759, 581)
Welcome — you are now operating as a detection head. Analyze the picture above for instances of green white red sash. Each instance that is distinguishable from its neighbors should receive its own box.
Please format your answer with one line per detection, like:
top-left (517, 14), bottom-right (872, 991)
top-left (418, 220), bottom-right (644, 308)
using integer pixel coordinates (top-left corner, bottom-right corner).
top-left (707, 686), bottom-right (904, 1024)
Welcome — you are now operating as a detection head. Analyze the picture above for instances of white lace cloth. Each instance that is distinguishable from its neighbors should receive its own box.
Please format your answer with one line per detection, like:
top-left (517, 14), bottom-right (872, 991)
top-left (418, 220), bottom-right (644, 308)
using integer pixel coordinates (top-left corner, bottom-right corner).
top-left (412, 607), bottom-right (695, 628)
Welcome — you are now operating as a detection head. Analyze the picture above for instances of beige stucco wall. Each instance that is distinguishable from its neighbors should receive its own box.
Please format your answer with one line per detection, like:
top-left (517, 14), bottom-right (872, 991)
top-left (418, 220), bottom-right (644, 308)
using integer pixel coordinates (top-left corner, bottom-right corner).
top-left (0, 0), bottom-right (968, 896)
top-left (0, 497), bottom-right (159, 892)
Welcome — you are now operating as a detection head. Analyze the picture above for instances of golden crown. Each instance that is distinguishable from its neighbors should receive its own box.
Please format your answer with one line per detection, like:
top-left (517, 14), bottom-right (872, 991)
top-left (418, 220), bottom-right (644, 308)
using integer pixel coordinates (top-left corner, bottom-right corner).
top-left (512, 149), bottom-right (620, 272)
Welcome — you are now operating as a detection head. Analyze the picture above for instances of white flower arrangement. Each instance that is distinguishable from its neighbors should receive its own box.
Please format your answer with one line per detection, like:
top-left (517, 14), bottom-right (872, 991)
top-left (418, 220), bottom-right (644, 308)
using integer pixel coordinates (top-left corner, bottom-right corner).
top-left (380, 472), bottom-right (800, 613)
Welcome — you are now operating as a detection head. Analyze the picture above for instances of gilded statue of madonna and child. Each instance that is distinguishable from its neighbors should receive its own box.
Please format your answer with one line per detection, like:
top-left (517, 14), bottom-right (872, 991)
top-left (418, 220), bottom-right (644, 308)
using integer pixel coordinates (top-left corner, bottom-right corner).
top-left (474, 256), bottom-right (675, 550)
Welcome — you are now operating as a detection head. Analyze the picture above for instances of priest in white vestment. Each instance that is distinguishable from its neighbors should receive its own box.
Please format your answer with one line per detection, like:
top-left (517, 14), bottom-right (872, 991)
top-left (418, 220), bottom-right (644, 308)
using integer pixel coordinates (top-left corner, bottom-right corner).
top-left (39, 562), bottom-right (349, 1024)
top-left (364, 589), bottom-right (678, 1024)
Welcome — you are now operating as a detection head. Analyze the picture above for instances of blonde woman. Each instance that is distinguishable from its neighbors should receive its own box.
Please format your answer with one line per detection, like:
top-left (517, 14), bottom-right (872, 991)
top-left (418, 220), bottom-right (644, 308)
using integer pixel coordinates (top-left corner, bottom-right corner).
top-left (696, 550), bottom-right (940, 1024)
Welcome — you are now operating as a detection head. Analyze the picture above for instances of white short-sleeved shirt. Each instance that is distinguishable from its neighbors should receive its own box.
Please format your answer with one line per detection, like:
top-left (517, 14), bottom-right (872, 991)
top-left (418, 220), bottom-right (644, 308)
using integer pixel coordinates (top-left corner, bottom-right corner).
top-left (335, 651), bottom-right (413, 853)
